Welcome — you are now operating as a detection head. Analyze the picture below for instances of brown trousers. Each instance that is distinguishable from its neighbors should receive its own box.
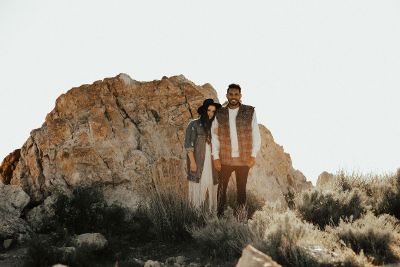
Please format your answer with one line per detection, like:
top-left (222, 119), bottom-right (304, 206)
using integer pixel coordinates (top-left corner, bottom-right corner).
top-left (217, 164), bottom-right (250, 216)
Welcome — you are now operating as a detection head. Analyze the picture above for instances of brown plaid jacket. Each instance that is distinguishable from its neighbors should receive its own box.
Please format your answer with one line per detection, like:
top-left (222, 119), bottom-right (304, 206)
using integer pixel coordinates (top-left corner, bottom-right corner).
top-left (216, 104), bottom-right (254, 166)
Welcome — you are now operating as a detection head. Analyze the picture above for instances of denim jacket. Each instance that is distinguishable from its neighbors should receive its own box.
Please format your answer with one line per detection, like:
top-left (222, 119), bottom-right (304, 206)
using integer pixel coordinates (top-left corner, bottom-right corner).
top-left (184, 119), bottom-right (218, 184)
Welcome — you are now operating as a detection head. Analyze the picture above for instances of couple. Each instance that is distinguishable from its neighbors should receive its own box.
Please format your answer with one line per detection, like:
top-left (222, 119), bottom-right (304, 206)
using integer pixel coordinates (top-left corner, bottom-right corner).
top-left (184, 83), bottom-right (261, 216)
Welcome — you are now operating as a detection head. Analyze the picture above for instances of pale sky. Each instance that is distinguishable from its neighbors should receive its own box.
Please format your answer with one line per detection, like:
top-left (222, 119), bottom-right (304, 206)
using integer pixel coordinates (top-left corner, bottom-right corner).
top-left (1, 1), bottom-right (399, 184)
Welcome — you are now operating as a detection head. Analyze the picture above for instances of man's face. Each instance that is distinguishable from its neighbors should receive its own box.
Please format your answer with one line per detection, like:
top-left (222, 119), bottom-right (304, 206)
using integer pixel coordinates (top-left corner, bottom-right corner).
top-left (226, 88), bottom-right (241, 108)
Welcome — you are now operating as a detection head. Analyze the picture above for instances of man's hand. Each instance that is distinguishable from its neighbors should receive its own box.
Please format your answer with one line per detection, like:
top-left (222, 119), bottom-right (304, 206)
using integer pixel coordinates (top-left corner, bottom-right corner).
top-left (213, 159), bottom-right (222, 172)
top-left (190, 162), bottom-right (197, 172)
top-left (247, 157), bottom-right (256, 168)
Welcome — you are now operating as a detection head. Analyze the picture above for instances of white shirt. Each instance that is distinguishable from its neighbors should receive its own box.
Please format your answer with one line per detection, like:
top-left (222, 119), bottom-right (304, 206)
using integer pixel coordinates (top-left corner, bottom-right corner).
top-left (211, 107), bottom-right (261, 160)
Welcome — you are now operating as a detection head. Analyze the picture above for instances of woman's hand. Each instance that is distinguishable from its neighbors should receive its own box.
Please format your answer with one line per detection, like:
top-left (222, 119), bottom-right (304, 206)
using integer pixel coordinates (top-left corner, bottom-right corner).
top-left (190, 161), bottom-right (197, 172)
top-left (213, 159), bottom-right (222, 172)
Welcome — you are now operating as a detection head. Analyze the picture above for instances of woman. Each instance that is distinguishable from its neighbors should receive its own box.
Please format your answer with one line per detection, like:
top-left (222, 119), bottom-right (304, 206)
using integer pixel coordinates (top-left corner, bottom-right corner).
top-left (184, 98), bottom-right (221, 211)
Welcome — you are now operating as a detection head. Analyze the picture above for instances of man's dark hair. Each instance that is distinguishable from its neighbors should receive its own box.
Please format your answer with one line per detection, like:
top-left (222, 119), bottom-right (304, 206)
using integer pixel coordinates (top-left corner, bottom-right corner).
top-left (227, 83), bottom-right (241, 93)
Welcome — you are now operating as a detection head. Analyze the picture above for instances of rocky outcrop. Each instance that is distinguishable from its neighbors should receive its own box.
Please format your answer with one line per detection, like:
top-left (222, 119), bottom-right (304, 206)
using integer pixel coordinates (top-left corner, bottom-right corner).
top-left (317, 171), bottom-right (334, 188)
top-left (236, 245), bottom-right (281, 267)
top-left (2, 73), bottom-right (311, 209)
top-left (0, 149), bottom-right (20, 185)
top-left (248, 125), bottom-right (311, 203)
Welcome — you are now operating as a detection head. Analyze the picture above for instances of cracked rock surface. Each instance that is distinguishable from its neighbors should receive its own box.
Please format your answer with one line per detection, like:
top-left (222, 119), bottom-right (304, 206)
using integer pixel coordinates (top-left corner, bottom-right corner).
top-left (1, 73), bottom-right (311, 208)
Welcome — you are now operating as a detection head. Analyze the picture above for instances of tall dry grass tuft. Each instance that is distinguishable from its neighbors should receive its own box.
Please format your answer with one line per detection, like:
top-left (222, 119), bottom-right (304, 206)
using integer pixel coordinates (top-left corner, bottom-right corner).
top-left (143, 188), bottom-right (206, 241)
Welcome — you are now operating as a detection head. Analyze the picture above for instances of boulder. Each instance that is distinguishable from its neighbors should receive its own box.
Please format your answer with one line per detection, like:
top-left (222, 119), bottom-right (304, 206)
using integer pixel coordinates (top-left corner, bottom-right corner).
top-left (0, 183), bottom-right (30, 217)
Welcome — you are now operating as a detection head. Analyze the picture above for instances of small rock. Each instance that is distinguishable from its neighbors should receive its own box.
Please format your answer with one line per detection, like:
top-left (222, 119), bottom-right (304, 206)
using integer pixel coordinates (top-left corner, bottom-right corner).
top-left (72, 233), bottom-right (108, 251)
top-left (236, 245), bottom-right (281, 267)
top-left (144, 260), bottom-right (162, 267)
top-left (175, 256), bottom-right (185, 265)
top-left (3, 239), bottom-right (13, 250)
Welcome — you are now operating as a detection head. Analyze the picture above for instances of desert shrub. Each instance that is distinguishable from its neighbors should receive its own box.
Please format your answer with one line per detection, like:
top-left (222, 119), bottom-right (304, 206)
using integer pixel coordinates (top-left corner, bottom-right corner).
top-left (190, 208), bottom-right (258, 259)
top-left (329, 212), bottom-right (400, 265)
top-left (296, 189), bottom-right (367, 229)
top-left (23, 234), bottom-right (112, 267)
top-left (253, 211), bottom-right (326, 266)
top-left (284, 188), bottom-right (296, 209)
top-left (24, 237), bottom-right (59, 267)
top-left (331, 169), bottom-right (400, 220)
top-left (249, 207), bottom-right (373, 267)
top-left (143, 188), bottom-right (206, 241)
top-left (332, 170), bottom-right (372, 193)
top-left (53, 187), bottom-right (151, 243)
top-left (226, 183), bottom-right (265, 218)
top-left (53, 187), bottom-right (104, 234)
top-left (372, 169), bottom-right (400, 220)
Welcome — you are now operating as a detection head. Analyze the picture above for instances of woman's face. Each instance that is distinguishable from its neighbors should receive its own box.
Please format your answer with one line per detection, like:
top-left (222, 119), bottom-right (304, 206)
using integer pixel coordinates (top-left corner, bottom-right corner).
top-left (207, 105), bottom-right (216, 120)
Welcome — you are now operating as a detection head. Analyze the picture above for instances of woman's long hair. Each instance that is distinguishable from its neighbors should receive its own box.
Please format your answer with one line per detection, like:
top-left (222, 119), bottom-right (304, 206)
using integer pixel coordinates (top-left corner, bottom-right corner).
top-left (199, 111), bottom-right (215, 144)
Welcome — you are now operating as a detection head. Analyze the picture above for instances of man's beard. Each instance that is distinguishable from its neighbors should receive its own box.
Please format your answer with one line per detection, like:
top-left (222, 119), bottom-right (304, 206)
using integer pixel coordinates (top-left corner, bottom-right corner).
top-left (229, 99), bottom-right (240, 107)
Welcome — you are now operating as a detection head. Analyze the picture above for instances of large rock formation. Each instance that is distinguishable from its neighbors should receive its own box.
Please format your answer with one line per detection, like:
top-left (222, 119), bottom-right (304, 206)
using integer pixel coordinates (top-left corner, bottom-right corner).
top-left (1, 74), bottom-right (311, 208)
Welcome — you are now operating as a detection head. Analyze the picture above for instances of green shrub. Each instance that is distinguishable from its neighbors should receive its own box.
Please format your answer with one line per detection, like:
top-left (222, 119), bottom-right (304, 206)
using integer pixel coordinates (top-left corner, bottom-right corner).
top-left (143, 188), bottom-right (206, 241)
top-left (296, 189), bottom-right (366, 229)
top-left (329, 212), bottom-right (399, 265)
top-left (190, 208), bottom-right (257, 259)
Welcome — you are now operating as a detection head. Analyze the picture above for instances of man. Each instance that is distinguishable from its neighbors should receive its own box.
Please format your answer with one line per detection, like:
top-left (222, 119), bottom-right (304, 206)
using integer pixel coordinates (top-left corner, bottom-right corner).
top-left (211, 83), bottom-right (261, 216)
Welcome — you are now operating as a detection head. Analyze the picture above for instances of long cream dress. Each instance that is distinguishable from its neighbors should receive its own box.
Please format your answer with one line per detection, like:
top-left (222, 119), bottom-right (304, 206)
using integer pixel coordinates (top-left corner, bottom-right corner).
top-left (188, 143), bottom-right (218, 212)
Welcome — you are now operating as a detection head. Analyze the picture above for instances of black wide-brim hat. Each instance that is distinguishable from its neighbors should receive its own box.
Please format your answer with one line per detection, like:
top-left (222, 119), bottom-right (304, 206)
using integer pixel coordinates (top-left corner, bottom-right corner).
top-left (197, 98), bottom-right (222, 115)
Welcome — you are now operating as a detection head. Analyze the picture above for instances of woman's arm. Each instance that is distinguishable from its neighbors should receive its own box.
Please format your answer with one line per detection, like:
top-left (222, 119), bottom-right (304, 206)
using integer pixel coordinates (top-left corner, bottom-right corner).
top-left (187, 151), bottom-right (197, 172)
top-left (184, 120), bottom-right (197, 172)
